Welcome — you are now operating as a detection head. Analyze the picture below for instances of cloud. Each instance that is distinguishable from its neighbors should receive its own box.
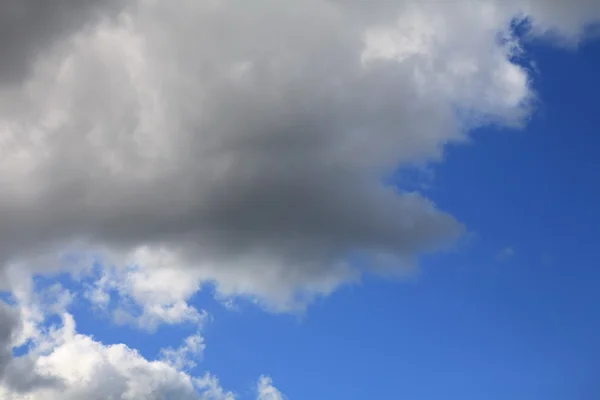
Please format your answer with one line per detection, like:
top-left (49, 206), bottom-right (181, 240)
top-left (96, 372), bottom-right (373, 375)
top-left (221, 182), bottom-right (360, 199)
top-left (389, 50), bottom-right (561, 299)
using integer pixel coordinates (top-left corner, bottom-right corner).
top-left (0, 302), bottom-right (61, 394)
top-left (83, 261), bottom-right (209, 330)
top-left (257, 376), bottom-right (286, 400)
top-left (0, 312), bottom-right (233, 400)
top-left (523, 0), bottom-right (600, 41)
top-left (0, 0), bottom-right (599, 311)
top-left (159, 333), bottom-right (206, 370)
top-left (0, 278), bottom-right (252, 400)
top-left (0, 3), bottom-right (598, 398)
top-left (0, 0), bottom-right (122, 85)
top-left (0, 303), bottom-right (19, 384)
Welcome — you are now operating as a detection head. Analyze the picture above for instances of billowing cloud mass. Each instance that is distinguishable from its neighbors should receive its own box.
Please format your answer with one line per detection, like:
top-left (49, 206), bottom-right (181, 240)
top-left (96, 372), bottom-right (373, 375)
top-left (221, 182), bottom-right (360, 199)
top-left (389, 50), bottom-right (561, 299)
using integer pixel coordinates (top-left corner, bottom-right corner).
top-left (0, 0), bottom-right (123, 85)
top-left (0, 282), bottom-right (279, 399)
top-left (1, 0), bottom-right (600, 398)
top-left (1, 0), bottom-right (600, 308)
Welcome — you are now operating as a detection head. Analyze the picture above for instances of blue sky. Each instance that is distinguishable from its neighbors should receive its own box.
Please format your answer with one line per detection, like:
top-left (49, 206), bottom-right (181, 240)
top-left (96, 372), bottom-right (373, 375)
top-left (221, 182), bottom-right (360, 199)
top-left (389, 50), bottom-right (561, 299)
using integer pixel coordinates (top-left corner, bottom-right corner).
top-left (201, 38), bottom-right (598, 399)
top-left (202, 37), bottom-right (599, 398)
top-left (1, 2), bottom-right (600, 400)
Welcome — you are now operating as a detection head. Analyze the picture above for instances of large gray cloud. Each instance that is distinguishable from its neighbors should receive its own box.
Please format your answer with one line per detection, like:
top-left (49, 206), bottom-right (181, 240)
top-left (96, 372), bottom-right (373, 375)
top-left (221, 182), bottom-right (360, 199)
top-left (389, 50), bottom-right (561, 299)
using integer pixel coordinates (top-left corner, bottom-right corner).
top-left (0, 0), bottom-right (599, 309)
top-left (0, 304), bottom-right (16, 382)
top-left (0, 0), bottom-right (122, 85)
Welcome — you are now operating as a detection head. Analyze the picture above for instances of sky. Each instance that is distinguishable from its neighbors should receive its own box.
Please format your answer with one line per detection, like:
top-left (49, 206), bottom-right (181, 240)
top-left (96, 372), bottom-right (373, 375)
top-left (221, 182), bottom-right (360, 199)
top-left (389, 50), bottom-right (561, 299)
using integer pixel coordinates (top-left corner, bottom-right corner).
top-left (0, 1), bottom-right (599, 399)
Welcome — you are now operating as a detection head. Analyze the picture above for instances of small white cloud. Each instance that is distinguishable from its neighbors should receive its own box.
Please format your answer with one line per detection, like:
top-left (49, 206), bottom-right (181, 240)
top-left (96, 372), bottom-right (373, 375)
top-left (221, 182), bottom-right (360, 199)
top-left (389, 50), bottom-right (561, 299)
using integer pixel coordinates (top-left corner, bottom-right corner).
top-left (257, 376), bottom-right (286, 400)
top-left (160, 333), bottom-right (206, 370)
top-left (81, 261), bottom-right (208, 331)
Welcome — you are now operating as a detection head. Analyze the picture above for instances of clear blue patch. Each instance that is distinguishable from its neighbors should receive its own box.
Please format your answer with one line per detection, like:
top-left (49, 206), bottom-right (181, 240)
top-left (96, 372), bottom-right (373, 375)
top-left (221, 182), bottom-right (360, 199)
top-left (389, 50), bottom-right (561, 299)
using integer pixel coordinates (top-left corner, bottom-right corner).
top-left (12, 341), bottom-right (33, 357)
top-left (0, 291), bottom-right (15, 305)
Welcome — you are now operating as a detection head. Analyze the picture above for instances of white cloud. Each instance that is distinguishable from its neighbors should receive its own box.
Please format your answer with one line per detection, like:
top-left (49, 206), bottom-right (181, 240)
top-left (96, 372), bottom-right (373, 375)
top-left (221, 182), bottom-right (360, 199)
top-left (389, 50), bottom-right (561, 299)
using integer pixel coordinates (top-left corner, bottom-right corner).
top-left (160, 333), bottom-right (206, 370)
top-left (0, 278), bottom-right (276, 400)
top-left (83, 258), bottom-right (209, 330)
top-left (0, 313), bottom-right (231, 400)
top-left (257, 376), bottom-right (286, 400)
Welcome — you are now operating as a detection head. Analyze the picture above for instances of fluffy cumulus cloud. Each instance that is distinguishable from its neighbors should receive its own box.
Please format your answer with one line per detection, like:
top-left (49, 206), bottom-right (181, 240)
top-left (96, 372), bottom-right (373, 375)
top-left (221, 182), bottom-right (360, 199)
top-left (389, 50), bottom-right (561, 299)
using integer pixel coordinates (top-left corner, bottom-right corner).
top-left (0, 313), bottom-right (232, 399)
top-left (0, 281), bottom-right (283, 399)
top-left (1, 0), bottom-right (599, 310)
top-left (257, 376), bottom-right (286, 400)
top-left (1, 0), bottom-right (600, 397)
